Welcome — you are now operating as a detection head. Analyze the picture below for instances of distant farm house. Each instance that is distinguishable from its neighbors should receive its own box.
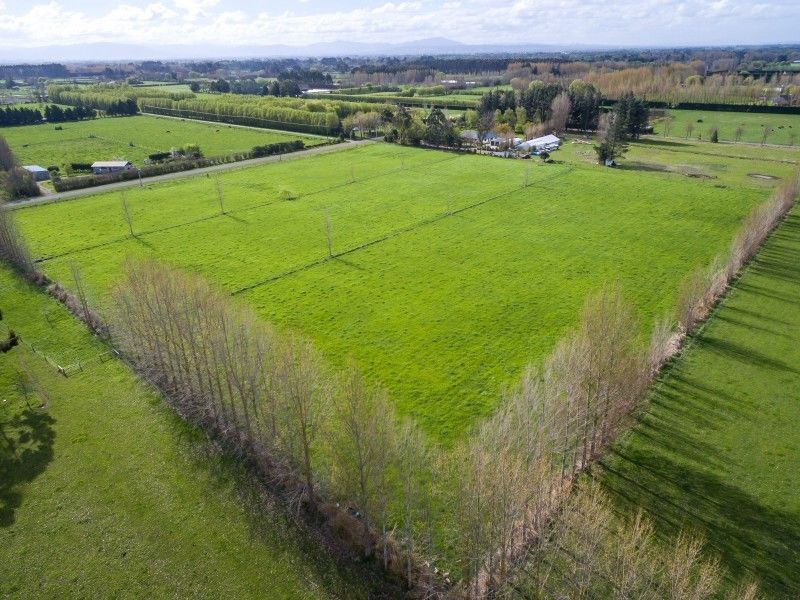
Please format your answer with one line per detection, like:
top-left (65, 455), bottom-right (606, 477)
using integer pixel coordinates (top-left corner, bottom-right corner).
top-left (91, 160), bottom-right (134, 174)
top-left (461, 130), bottom-right (523, 150)
top-left (22, 165), bottom-right (50, 181)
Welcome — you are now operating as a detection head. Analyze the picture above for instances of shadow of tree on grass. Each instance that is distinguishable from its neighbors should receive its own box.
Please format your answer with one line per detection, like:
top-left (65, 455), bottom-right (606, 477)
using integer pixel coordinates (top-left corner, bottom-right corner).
top-left (600, 449), bottom-right (800, 598)
top-left (0, 407), bottom-right (56, 526)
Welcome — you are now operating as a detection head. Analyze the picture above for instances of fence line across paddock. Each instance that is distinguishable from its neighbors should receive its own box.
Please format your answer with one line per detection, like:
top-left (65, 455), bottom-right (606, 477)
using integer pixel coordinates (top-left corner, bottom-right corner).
top-left (3, 326), bottom-right (117, 377)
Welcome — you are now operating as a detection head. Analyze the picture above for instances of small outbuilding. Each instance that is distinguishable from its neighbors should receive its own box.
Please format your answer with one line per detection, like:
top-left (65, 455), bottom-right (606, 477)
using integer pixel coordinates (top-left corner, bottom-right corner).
top-left (91, 160), bottom-right (133, 175)
top-left (22, 165), bottom-right (50, 181)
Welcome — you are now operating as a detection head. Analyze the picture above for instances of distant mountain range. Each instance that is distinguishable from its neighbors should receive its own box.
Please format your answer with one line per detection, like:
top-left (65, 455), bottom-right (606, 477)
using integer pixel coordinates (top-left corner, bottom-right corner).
top-left (0, 38), bottom-right (613, 63)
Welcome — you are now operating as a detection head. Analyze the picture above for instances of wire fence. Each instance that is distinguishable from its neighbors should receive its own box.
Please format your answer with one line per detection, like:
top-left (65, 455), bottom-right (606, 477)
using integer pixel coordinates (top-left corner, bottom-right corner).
top-left (7, 330), bottom-right (117, 378)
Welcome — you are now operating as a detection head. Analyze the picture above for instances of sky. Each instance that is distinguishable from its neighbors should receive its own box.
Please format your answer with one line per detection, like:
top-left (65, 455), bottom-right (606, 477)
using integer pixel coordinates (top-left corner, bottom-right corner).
top-left (0, 0), bottom-right (798, 50)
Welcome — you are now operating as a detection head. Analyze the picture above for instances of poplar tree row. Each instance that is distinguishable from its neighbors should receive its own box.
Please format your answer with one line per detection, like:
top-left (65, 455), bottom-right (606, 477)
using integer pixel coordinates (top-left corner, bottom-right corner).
top-left (110, 260), bottom-right (440, 592)
top-left (505, 482), bottom-right (758, 599)
top-left (452, 288), bottom-right (650, 596)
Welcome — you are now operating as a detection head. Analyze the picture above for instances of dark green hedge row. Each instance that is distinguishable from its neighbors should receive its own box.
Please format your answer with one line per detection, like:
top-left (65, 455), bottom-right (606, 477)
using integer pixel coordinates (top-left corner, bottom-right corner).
top-left (251, 140), bottom-right (304, 157)
top-left (53, 154), bottom-right (245, 192)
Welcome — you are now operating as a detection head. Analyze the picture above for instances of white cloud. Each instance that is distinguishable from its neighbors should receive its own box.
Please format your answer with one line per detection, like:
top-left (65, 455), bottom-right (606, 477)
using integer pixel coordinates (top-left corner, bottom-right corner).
top-left (0, 0), bottom-right (798, 49)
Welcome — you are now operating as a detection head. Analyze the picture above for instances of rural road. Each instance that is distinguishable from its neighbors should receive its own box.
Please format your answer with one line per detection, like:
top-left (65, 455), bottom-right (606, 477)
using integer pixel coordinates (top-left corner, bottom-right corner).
top-left (9, 138), bottom-right (376, 209)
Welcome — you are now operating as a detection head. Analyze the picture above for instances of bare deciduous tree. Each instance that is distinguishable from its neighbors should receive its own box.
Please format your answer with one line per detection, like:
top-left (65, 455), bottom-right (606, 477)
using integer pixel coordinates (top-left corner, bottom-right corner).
top-left (0, 201), bottom-right (35, 275)
top-left (120, 191), bottom-right (134, 237)
top-left (549, 92), bottom-right (571, 134)
top-left (505, 482), bottom-right (738, 599)
top-left (214, 174), bottom-right (225, 214)
top-left (324, 213), bottom-right (333, 258)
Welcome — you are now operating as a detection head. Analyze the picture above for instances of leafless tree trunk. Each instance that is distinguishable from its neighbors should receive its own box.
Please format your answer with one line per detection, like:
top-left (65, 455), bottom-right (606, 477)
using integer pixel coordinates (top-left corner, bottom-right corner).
top-left (215, 174), bottom-right (225, 214)
top-left (324, 214), bottom-right (333, 258)
top-left (549, 92), bottom-right (571, 134)
top-left (0, 201), bottom-right (35, 275)
top-left (120, 191), bottom-right (134, 237)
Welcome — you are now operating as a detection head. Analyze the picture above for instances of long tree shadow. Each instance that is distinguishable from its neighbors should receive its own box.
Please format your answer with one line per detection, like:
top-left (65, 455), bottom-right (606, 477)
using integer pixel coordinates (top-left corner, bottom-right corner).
top-left (699, 335), bottom-right (800, 374)
top-left (154, 404), bottom-right (401, 599)
top-left (636, 138), bottom-right (692, 148)
top-left (0, 407), bottom-right (56, 526)
top-left (598, 208), bottom-right (800, 598)
top-left (600, 450), bottom-right (800, 598)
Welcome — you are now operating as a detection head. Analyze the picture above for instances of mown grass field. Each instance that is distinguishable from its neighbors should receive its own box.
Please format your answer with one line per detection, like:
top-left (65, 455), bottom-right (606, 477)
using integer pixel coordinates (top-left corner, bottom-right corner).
top-left (2, 114), bottom-right (324, 172)
top-left (652, 109), bottom-right (800, 146)
top-left (600, 206), bottom-right (800, 598)
top-left (0, 266), bottom-right (373, 598)
top-left (12, 140), bottom-right (798, 442)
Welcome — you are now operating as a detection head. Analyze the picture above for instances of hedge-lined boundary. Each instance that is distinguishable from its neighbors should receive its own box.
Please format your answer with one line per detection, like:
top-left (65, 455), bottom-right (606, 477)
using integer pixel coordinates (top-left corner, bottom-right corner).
top-left (141, 105), bottom-right (337, 136)
top-left (305, 93), bottom-right (477, 111)
top-left (312, 92), bottom-right (800, 116)
top-left (601, 99), bottom-right (800, 114)
top-left (51, 140), bottom-right (308, 192)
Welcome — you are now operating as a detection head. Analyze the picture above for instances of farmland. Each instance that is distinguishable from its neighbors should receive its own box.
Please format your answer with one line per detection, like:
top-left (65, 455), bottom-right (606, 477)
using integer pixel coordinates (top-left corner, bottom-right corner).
top-left (601, 205), bottom-right (800, 598)
top-left (0, 266), bottom-right (373, 598)
top-left (652, 108), bottom-right (800, 145)
top-left (2, 114), bottom-right (324, 172)
top-left (13, 139), bottom-right (796, 442)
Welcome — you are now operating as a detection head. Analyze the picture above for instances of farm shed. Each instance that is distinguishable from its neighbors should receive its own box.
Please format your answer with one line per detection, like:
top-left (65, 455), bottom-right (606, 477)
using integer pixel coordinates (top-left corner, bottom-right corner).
top-left (516, 134), bottom-right (561, 153)
top-left (91, 160), bottom-right (133, 174)
top-left (22, 165), bottom-right (50, 181)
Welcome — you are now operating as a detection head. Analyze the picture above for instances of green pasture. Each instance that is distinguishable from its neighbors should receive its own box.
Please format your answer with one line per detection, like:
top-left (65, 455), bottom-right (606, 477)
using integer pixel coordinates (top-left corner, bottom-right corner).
top-left (2, 114), bottom-right (323, 172)
top-left (0, 266), bottom-right (373, 598)
top-left (601, 205), bottom-right (800, 598)
top-left (652, 109), bottom-right (800, 146)
top-left (13, 140), bottom-right (798, 442)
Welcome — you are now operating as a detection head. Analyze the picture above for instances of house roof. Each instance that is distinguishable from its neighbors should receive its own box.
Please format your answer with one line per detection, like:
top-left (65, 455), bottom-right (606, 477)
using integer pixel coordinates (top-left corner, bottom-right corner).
top-left (23, 165), bottom-right (48, 173)
top-left (461, 130), bottom-right (521, 143)
top-left (91, 160), bottom-right (132, 168)
top-left (516, 134), bottom-right (561, 150)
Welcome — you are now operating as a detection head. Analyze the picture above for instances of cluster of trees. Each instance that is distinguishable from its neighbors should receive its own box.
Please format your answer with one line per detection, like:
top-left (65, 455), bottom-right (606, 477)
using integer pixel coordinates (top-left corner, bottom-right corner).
top-left (385, 106), bottom-right (458, 147)
top-left (0, 104), bottom-right (96, 127)
top-left (250, 140), bottom-right (305, 158)
top-left (0, 63), bottom-right (69, 79)
top-left (204, 78), bottom-right (305, 98)
top-left (110, 260), bottom-right (439, 593)
top-left (672, 176), bottom-right (799, 340)
top-left (263, 79), bottom-right (302, 97)
top-left (141, 95), bottom-right (392, 135)
top-left (104, 98), bottom-right (139, 116)
top-left (47, 84), bottom-right (193, 115)
top-left (594, 91), bottom-right (650, 164)
top-left (0, 106), bottom-right (44, 127)
top-left (0, 187), bottom-right (35, 275)
top-left (341, 110), bottom-right (384, 138)
top-left (506, 482), bottom-right (757, 599)
top-left (208, 78), bottom-right (231, 93)
top-left (142, 96), bottom-right (338, 133)
top-left (452, 288), bottom-right (653, 595)
top-left (473, 79), bottom-right (602, 135)
top-left (0, 137), bottom-right (40, 201)
top-left (43, 104), bottom-right (96, 123)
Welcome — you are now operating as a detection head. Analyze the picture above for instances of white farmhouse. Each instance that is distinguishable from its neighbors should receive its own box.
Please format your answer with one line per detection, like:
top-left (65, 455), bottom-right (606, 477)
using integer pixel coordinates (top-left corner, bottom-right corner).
top-left (91, 161), bottom-right (134, 175)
